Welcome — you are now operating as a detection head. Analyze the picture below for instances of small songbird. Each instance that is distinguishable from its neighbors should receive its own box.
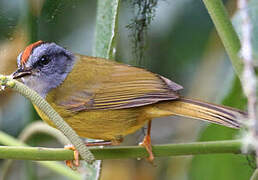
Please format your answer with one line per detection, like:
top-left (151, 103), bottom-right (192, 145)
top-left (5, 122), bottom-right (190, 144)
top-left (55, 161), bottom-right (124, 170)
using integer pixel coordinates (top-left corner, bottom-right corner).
top-left (12, 41), bottom-right (246, 165)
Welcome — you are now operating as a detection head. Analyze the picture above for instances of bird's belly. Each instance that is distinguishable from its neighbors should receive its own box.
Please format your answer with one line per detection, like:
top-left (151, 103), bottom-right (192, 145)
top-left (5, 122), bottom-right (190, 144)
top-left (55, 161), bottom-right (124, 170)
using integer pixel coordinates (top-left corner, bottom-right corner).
top-left (66, 109), bottom-right (148, 140)
top-left (33, 104), bottom-right (148, 141)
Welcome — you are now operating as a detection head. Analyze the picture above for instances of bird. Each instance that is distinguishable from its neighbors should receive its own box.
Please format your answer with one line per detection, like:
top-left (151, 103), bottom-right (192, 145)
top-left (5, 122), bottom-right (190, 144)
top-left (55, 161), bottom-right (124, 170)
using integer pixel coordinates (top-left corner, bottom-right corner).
top-left (12, 40), bottom-right (246, 166)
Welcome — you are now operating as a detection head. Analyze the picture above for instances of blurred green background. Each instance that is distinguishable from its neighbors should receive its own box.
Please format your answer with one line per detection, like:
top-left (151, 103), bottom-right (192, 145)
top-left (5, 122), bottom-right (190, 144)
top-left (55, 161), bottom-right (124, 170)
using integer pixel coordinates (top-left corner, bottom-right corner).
top-left (0, 0), bottom-right (254, 179)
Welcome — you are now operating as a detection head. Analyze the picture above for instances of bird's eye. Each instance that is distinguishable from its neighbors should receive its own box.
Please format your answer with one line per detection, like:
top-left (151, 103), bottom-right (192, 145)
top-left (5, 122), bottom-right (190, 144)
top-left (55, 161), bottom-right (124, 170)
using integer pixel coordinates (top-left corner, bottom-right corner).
top-left (39, 55), bottom-right (51, 66)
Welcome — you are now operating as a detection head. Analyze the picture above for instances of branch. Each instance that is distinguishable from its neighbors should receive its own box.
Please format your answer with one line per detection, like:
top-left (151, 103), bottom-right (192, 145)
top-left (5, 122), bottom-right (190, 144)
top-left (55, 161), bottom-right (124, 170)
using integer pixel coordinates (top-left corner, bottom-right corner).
top-left (0, 140), bottom-right (244, 161)
top-left (202, 0), bottom-right (243, 76)
top-left (1, 122), bottom-right (73, 179)
top-left (0, 131), bottom-right (81, 180)
top-left (0, 75), bottom-right (95, 164)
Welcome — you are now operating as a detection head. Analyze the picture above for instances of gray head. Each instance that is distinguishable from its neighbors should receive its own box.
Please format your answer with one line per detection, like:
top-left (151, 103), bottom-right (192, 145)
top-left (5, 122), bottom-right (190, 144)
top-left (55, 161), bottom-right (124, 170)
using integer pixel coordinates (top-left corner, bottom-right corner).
top-left (12, 41), bottom-right (75, 97)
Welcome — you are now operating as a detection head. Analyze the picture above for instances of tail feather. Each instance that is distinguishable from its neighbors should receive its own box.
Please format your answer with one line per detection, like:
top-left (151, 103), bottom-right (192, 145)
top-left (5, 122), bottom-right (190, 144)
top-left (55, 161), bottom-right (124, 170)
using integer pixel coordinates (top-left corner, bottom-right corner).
top-left (154, 97), bottom-right (246, 128)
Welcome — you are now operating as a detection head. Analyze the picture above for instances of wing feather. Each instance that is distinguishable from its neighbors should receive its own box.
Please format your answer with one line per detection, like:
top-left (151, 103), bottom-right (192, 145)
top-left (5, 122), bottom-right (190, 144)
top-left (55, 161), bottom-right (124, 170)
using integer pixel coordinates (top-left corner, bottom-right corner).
top-left (55, 55), bottom-right (183, 111)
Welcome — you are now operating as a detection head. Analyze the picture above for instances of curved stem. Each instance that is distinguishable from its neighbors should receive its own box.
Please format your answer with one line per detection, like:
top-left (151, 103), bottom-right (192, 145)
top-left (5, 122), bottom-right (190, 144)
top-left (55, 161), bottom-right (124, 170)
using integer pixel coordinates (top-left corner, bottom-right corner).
top-left (0, 75), bottom-right (95, 163)
top-left (19, 121), bottom-right (70, 145)
top-left (0, 131), bottom-right (81, 180)
top-left (1, 122), bottom-right (71, 179)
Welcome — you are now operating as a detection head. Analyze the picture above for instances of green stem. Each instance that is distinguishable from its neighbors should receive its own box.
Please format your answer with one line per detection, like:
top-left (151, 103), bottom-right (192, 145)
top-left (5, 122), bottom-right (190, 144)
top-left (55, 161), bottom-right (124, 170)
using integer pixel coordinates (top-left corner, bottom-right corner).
top-left (1, 122), bottom-right (71, 179)
top-left (0, 131), bottom-right (81, 180)
top-left (0, 140), bottom-right (243, 161)
top-left (19, 121), bottom-right (70, 145)
top-left (0, 75), bottom-right (95, 163)
top-left (202, 0), bottom-right (243, 76)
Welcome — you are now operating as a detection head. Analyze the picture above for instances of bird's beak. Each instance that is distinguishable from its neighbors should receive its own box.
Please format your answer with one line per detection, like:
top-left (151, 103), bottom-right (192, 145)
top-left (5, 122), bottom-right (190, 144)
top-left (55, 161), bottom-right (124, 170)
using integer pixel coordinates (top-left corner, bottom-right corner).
top-left (12, 68), bottom-right (32, 79)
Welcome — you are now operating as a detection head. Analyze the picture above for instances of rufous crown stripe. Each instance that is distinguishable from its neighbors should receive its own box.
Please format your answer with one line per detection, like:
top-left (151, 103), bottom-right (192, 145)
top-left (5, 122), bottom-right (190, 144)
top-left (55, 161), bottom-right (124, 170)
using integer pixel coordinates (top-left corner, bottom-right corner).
top-left (21, 40), bottom-right (44, 65)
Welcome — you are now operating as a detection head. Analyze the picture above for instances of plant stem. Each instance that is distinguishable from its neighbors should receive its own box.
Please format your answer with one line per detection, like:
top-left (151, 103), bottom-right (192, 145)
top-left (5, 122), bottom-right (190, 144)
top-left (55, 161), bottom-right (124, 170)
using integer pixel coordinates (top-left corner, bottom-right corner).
top-left (202, 0), bottom-right (243, 76)
top-left (0, 131), bottom-right (81, 180)
top-left (19, 121), bottom-right (70, 145)
top-left (0, 75), bottom-right (95, 164)
top-left (0, 140), bottom-right (243, 161)
top-left (1, 122), bottom-right (72, 179)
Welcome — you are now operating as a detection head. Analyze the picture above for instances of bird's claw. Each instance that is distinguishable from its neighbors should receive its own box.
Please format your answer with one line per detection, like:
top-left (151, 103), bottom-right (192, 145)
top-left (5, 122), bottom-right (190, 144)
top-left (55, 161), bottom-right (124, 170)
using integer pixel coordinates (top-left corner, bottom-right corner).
top-left (64, 144), bottom-right (80, 170)
top-left (139, 135), bottom-right (154, 163)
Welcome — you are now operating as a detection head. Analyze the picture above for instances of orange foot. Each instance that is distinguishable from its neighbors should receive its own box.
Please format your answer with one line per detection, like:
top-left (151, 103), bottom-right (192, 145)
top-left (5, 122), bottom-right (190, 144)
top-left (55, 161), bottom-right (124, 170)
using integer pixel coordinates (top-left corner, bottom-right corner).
top-left (64, 140), bottom-right (113, 170)
top-left (64, 144), bottom-right (79, 170)
top-left (139, 134), bottom-right (154, 163)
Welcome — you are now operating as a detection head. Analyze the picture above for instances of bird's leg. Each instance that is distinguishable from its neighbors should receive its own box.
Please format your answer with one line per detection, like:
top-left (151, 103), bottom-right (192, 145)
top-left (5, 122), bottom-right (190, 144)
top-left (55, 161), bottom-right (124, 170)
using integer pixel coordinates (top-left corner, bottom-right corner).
top-left (139, 120), bottom-right (154, 162)
top-left (65, 140), bottom-right (118, 169)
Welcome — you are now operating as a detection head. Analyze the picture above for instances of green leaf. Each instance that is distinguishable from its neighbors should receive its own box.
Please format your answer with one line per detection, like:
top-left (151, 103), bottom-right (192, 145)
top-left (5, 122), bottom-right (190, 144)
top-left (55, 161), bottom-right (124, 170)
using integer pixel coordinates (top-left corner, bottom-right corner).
top-left (93, 0), bottom-right (120, 59)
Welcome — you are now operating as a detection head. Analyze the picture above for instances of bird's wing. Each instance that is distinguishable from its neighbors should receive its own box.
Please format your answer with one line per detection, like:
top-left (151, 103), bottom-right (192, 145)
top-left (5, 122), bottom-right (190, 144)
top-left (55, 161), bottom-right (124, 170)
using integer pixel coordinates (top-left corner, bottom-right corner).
top-left (54, 55), bottom-right (183, 111)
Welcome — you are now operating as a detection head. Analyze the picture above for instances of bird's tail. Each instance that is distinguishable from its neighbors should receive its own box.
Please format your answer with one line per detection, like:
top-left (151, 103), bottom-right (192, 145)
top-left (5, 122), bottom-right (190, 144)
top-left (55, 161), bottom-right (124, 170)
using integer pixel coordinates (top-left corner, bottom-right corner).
top-left (153, 97), bottom-right (246, 128)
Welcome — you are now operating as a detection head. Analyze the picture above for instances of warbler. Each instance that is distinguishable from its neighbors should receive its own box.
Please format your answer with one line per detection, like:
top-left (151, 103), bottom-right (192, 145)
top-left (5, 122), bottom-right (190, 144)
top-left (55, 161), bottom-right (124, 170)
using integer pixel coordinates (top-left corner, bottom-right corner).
top-left (12, 41), bottom-right (246, 165)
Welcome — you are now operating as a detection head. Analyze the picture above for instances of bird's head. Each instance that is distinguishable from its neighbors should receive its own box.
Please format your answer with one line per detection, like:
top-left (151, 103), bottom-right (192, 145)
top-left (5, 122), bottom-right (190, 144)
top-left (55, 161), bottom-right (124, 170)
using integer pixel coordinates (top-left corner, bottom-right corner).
top-left (12, 41), bottom-right (75, 97)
